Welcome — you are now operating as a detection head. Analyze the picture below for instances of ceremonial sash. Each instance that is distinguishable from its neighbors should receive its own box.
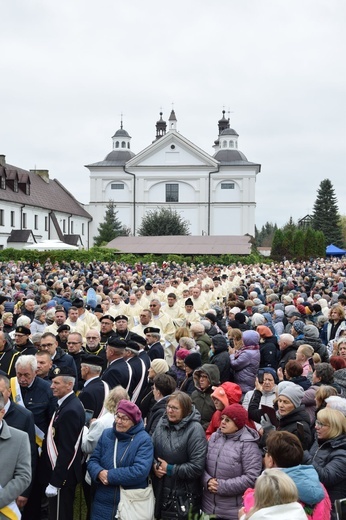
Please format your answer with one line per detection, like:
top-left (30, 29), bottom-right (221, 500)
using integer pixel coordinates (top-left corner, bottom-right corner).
top-left (0, 486), bottom-right (21, 519)
top-left (0, 503), bottom-right (21, 520)
top-left (46, 411), bottom-right (83, 471)
top-left (10, 377), bottom-right (45, 448)
top-left (130, 358), bottom-right (147, 404)
top-left (125, 362), bottom-right (133, 394)
top-left (97, 381), bottom-right (110, 418)
top-left (6, 352), bottom-right (20, 378)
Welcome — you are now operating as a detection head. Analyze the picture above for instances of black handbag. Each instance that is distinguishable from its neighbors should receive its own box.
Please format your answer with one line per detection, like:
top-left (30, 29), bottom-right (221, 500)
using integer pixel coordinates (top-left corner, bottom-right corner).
top-left (161, 485), bottom-right (200, 520)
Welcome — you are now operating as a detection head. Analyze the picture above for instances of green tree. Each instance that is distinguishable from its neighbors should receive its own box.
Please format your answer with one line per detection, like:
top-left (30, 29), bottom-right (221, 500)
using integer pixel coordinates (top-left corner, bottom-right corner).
top-left (137, 207), bottom-right (190, 236)
top-left (293, 229), bottom-right (305, 258)
top-left (339, 215), bottom-right (346, 247)
top-left (93, 200), bottom-right (129, 246)
top-left (282, 216), bottom-right (297, 233)
top-left (271, 229), bottom-right (284, 259)
top-left (311, 179), bottom-right (343, 246)
top-left (255, 222), bottom-right (278, 247)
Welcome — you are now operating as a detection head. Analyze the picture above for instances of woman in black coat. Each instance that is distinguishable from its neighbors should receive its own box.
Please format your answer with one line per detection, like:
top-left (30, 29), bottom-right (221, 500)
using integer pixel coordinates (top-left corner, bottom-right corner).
top-left (152, 391), bottom-right (207, 520)
top-left (305, 407), bottom-right (346, 520)
top-left (209, 334), bottom-right (231, 383)
top-left (275, 381), bottom-right (312, 450)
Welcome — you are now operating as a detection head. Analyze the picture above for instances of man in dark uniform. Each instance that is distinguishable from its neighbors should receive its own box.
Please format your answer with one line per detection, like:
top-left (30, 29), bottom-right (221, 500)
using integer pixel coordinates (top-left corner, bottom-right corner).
top-left (56, 324), bottom-right (70, 351)
top-left (78, 354), bottom-right (108, 419)
top-left (131, 333), bottom-right (151, 371)
top-left (113, 314), bottom-right (138, 341)
top-left (66, 332), bottom-right (88, 390)
top-left (35, 350), bottom-right (53, 380)
top-left (0, 330), bottom-right (20, 377)
top-left (14, 325), bottom-right (37, 356)
top-left (13, 354), bottom-right (57, 436)
top-left (101, 336), bottom-right (132, 393)
top-left (144, 327), bottom-right (165, 361)
top-left (85, 329), bottom-right (107, 372)
top-left (123, 340), bottom-right (148, 405)
top-left (99, 314), bottom-right (116, 348)
top-left (40, 332), bottom-right (77, 380)
top-left (41, 366), bottom-right (85, 520)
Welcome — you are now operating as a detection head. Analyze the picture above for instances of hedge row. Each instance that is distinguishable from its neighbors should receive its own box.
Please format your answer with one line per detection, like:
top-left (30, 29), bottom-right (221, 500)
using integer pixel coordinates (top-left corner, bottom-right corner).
top-left (0, 248), bottom-right (270, 267)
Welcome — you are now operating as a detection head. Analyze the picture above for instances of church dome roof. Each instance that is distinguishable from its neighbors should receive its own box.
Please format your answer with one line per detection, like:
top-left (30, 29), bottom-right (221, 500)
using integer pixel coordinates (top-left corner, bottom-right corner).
top-left (214, 149), bottom-right (251, 164)
top-left (220, 128), bottom-right (239, 137)
top-left (112, 128), bottom-right (130, 138)
top-left (103, 150), bottom-right (135, 164)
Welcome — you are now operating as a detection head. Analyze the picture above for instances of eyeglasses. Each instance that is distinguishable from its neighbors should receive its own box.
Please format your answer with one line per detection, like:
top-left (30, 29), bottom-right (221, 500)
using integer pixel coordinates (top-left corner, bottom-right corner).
top-left (67, 341), bottom-right (81, 345)
top-left (40, 343), bottom-right (55, 348)
top-left (315, 420), bottom-right (328, 428)
top-left (115, 414), bottom-right (131, 422)
top-left (149, 304), bottom-right (157, 307)
top-left (199, 374), bottom-right (209, 379)
top-left (166, 404), bottom-right (180, 412)
top-left (86, 337), bottom-right (98, 340)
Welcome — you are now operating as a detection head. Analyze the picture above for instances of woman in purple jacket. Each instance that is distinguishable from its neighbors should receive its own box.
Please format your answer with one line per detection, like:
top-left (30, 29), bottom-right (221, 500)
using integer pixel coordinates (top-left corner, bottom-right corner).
top-left (229, 330), bottom-right (261, 394)
top-left (202, 404), bottom-right (262, 520)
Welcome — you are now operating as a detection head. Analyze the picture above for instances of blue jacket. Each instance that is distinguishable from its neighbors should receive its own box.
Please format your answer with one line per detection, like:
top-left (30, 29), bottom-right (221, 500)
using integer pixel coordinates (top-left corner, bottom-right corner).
top-left (282, 465), bottom-right (325, 506)
top-left (87, 420), bottom-right (153, 520)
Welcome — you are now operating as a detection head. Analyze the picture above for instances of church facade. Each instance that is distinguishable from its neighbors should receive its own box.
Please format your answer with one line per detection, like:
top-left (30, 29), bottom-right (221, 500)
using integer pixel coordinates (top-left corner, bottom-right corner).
top-left (85, 111), bottom-right (261, 244)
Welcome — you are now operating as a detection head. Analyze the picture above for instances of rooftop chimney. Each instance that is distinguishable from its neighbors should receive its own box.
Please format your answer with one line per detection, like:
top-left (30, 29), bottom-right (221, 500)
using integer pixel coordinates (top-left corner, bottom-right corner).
top-left (0, 155), bottom-right (6, 167)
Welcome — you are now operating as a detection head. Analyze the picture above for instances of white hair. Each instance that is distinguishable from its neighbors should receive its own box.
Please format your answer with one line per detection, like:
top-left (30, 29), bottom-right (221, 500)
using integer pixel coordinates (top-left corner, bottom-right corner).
top-left (326, 396), bottom-right (346, 416)
top-left (15, 354), bottom-right (37, 372)
top-left (16, 315), bottom-right (31, 327)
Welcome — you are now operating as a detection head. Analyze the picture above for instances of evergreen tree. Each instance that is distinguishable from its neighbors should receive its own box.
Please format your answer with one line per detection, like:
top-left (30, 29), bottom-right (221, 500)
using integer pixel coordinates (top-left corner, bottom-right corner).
top-left (93, 200), bottom-right (129, 246)
top-left (293, 229), bottom-right (305, 258)
top-left (137, 207), bottom-right (190, 236)
top-left (255, 222), bottom-right (278, 247)
top-left (311, 179), bottom-right (343, 246)
top-left (271, 229), bottom-right (284, 259)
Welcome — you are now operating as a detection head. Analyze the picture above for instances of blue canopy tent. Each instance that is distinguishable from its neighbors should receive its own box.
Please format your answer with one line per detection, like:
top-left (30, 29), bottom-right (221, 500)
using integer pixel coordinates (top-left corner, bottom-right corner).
top-left (326, 244), bottom-right (346, 256)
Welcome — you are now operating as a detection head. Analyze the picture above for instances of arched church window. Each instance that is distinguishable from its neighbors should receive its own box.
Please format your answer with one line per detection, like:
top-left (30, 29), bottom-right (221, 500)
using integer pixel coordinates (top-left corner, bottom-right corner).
top-left (222, 141), bottom-right (227, 148)
top-left (121, 141), bottom-right (126, 148)
top-left (230, 141), bottom-right (234, 148)
top-left (115, 141), bottom-right (119, 148)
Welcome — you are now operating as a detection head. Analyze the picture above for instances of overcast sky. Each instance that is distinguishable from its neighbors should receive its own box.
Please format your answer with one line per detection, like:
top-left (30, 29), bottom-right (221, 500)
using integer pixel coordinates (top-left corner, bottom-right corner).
top-left (1, 0), bottom-right (345, 230)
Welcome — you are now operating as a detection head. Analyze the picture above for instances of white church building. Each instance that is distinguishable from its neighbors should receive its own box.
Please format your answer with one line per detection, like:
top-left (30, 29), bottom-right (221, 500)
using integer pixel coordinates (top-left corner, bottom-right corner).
top-left (85, 111), bottom-right (261, 243)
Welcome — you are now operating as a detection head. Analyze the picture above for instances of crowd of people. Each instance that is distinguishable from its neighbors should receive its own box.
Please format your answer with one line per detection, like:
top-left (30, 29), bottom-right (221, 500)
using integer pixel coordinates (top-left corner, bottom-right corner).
top-left (1, 256), bottom-right (346, 520)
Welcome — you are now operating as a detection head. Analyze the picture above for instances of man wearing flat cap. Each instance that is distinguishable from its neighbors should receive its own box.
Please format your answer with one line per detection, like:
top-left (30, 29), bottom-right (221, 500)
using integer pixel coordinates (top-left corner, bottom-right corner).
top-left (99, 314), bottom-right (116, 348)
top-left (40, 365), bottom-right (85, 520)
top-left (144, 327), bottom-right (165, 361)
top-left (101, 337), bottom-right (133, 393)
top-left (113, 315), bottom-right (138, 342)
top-left (14, 325), bottom-right (37, 356)
top-left (78, 355), bottom-right (109, 420)
top-left (56, 323), bottom-right (70, 350)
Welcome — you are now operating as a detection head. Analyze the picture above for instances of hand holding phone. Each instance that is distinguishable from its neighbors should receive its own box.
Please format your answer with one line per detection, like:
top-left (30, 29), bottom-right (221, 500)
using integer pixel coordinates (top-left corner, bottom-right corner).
top-left (257, 369), bottom-right (264, 384)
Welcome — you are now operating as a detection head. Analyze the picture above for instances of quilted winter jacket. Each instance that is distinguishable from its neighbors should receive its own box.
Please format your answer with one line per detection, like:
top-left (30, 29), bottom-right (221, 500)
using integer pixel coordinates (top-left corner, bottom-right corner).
top-left (307, 434), bottom-right (346, 518)
top-left (230, 345), bottom-right (260, 393)
top-left (152, 406), bottom-right (207, 519)
top-left (87, 420), bottom-right (153, 520)
top-left (202, 425), bottom-right (262, 520)
top-left (243, 465), bottom-right (330, 520)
